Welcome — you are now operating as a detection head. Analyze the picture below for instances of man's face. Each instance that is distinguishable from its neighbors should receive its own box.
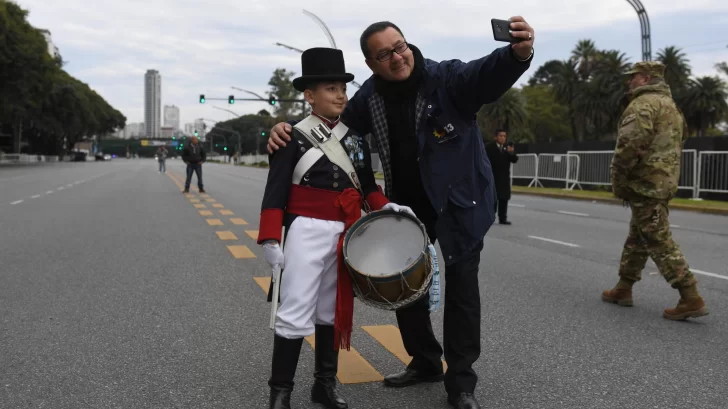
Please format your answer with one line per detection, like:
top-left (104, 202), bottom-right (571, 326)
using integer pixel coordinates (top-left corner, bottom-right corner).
top-left (191, 136), bottom-right (198, 144)
top-left (628, 72), bottom-right (649, 91)
top-left (365, 27), bottom-right (414, 82)
top-left (495, 132), bottom-right (507, 145)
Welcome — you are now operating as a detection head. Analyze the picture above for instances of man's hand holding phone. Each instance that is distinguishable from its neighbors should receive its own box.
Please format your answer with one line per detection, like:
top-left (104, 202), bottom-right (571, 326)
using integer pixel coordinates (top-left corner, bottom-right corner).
top-left (492, 16), bottom-right (534, 61)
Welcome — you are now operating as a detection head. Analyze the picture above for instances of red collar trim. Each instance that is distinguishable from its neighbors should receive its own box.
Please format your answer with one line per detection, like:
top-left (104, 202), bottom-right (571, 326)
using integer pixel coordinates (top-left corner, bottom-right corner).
top-left (312, 112), bottom-right (340, 129)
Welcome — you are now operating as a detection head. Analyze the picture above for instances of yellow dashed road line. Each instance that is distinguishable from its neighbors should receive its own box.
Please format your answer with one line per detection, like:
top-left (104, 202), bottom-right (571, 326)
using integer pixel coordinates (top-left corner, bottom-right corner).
top-left (245, 230), bottom-right (259, 240)
top-left (220, 210), bottom-right (234, 216)
top-left (206, 219), bottom-right (224, 226)
top-left (230, 218), bottom-right (248, 225)
top-left (227, 245), bottom-right (256, 259)
top-left (212, 203), bottom-right (224, 208)
top-left (216, 231), bottom-right (238, 241)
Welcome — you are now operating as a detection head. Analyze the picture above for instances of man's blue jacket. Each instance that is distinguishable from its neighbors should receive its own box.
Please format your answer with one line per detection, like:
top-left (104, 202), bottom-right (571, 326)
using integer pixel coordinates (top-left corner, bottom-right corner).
top-left (291, 44), bottom-right (531, 265)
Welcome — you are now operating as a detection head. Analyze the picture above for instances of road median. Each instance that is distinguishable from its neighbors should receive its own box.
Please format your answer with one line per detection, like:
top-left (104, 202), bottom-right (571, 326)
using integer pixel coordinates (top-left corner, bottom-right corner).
top-left (373, 173), bottom-right (727, 215)
top-left (511, 186), bottom-right (728, 216)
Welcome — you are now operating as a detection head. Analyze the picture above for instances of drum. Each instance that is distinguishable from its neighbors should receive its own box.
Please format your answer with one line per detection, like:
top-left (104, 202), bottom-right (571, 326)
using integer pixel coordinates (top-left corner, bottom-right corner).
top-left (343, 209), bottom-right (434, 310)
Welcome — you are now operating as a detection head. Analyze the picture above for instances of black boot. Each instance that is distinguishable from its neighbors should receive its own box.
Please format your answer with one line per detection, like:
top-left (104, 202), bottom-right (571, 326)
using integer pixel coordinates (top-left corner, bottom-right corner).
top-left (269, 334), bottom-right (304, 409)
top-left (310, 325), bottom-right (348, 409)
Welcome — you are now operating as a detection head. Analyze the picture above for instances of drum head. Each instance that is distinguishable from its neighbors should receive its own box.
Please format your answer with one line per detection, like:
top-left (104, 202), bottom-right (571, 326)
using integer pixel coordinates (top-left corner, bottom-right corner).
top-left (345, 212), bottom-right (426, 279)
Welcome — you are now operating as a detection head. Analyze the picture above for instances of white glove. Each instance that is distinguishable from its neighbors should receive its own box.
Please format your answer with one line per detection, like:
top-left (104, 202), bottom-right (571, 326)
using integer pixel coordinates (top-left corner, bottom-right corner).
top-left (263, 241), bottom-right (285, 270)
top-left (382, 202), bottom-right (416, 218)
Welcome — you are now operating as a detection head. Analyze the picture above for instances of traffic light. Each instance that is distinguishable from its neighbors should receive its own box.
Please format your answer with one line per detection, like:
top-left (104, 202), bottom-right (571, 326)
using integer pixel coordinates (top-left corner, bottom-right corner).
top-left (224, 147), bottom-right (228, 151)
top-left (199, 94), bottom-right (205, 104)
top-left (268, 96), bottom-right (277, 106)
top-left (261, 131), bottom-right (266, 137)
top-left (194, 130), bottom-right (198, 137)
top-left (228, 95), bottom-right (235, 104)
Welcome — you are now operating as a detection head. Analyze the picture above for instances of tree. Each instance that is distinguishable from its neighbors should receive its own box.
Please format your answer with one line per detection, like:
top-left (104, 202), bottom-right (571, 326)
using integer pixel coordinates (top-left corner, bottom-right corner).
top-left (477, 88), bottom-right (528, 141)
top-left (682, 76), bottom-right (728, 137)
top-left (0, 0), bottom-right (125, 156)
top-left (519, 85), bottom-right (572, 143)
top-left (267, 68), bottom-right (303, 119)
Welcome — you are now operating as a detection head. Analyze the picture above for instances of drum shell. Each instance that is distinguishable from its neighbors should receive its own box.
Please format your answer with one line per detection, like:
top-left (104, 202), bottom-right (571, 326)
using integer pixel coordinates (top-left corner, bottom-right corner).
top-left (343, 209), bottom-right (430, 306)
top-left (348, 254), bottom-right (429, 304)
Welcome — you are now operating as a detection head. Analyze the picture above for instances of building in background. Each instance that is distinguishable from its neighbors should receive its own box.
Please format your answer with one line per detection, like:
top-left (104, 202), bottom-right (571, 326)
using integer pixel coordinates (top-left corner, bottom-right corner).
top-left (163, 105), bottom-right (180, 130)
top-left (144, 70), bottom-right (161, 138)
top-left (38, 29), bottom-right (60, 59)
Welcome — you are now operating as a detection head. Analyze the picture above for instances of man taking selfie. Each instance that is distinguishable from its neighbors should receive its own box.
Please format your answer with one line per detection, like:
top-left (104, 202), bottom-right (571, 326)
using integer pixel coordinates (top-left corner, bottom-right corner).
top-left (266, 17), bottom-right (534, 409)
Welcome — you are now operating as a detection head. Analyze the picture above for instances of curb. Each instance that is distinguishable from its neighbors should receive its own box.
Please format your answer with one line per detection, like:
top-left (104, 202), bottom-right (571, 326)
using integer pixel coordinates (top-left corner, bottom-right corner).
top-left (511, 189), bottom-right (728, 216)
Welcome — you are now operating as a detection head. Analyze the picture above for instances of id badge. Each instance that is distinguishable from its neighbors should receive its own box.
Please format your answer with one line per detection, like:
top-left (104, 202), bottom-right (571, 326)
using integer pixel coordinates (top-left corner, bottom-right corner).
top-left (434, 123), bottom-right (458, 144)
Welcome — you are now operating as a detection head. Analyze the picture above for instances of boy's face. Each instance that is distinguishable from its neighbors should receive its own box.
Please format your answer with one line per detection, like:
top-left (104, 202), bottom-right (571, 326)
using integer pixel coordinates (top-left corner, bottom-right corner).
top-left (305, 82), bottom-right (348, 119)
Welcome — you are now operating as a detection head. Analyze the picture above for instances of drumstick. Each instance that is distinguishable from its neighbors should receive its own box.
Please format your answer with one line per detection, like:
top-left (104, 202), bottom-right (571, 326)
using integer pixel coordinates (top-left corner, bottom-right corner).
top-left (269, 226), bottom-right (286, 330)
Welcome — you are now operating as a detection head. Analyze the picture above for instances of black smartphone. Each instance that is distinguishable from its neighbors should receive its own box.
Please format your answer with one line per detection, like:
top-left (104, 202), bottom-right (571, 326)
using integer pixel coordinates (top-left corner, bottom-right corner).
top-left (491, 18), bottom-right (518, 43)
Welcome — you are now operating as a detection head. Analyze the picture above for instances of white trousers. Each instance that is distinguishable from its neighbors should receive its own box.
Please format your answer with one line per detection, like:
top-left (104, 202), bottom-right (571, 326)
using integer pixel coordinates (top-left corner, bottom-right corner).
top-left (275, 216), bottom-right (345, 339)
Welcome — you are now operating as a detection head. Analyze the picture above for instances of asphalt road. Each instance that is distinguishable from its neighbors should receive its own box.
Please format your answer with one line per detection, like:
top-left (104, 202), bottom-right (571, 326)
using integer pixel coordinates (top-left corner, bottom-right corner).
top-left (2, 159), bottom-right (726, 409)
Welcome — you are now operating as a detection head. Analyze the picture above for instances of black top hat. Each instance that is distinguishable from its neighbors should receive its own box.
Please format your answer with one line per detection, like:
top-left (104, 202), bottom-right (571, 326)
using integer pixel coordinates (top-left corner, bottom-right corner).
top-left (292, 48), bottom-right (355, 92)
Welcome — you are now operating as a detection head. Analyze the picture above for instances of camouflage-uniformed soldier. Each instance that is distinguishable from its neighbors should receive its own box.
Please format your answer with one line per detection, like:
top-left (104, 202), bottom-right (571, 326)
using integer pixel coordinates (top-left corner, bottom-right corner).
top-left (602, 61), bottom-right (709, 321)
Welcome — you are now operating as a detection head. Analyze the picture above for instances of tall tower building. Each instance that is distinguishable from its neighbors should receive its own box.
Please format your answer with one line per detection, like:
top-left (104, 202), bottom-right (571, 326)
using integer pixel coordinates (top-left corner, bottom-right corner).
top-left (163, 105), bottom-right (180, 130)
top-left (144, 70), bottom-right (161, 138)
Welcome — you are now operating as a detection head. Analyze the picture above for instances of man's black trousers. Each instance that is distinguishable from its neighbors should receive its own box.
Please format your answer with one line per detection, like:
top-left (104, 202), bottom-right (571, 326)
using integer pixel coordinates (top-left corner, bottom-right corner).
top-left (394, 245), bottom-right (482, 397)
top-left (494, 199), bottom-right (509, 222)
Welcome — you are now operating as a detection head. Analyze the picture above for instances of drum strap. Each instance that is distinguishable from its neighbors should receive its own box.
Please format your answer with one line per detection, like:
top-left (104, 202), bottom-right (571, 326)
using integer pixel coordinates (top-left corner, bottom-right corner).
top-left (293, 115), bottom-right (364, 197)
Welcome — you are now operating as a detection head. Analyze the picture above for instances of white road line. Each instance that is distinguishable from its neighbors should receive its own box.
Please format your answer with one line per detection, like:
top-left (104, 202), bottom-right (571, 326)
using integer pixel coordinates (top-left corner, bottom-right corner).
top-left (510, 204), bottom-right (526, 208)
top-left (45, 190), bottom-right (53, 194)
top-left (670, 224), bottom-right (680, 228)
top-left (10, 200), bottom-right (23, 205)
top-left (57, 187), bottom-right (64, 190)
top-left (67, 184), bottom-right (74, 187)
top-left (557, 210), bottom-right (590, 217)
top-left (693, 269), bottom-right (728, 281)
top-left (528, 235), bottom-right (581, 248)
top-left (31, 195), bottom-right (41, 199)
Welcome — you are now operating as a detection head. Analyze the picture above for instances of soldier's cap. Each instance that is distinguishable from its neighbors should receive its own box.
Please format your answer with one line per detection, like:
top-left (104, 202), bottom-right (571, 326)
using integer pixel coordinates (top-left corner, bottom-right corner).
top-left (625, 61), bottom-right (666, 78)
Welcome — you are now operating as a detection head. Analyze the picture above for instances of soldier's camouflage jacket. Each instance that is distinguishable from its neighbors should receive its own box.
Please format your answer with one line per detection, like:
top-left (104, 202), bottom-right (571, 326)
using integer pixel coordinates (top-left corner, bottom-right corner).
top-left (610, 82), bottom-right (689, 201)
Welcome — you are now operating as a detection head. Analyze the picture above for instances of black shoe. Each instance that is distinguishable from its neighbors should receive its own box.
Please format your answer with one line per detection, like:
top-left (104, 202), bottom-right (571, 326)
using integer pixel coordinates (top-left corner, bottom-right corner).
top-left (269, 386), bottom-right (292, 409)
top-left (383, 368), bottom-right (444, 388)
top-left (448, 393), bottom-right (481, 409)
top-left (268, 335), bottom-right (304, 409)
top-left (183, 189), bottom-right (189, 193)
top-left (198, 188), bottom-right (206, 193)
top-left (499, 220), bottom-right (512, 225)
top-left (311, 325), bottom-right (348, 408)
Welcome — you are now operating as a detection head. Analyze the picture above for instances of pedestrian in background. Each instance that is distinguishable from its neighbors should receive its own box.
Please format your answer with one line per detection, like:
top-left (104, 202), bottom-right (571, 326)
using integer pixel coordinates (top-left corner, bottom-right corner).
top-left (155, 146), bottom-right (167, 173)
top-left (485, 129), bottom-right (518, 225)
top-left (182, 136), bottom-right (206, 193)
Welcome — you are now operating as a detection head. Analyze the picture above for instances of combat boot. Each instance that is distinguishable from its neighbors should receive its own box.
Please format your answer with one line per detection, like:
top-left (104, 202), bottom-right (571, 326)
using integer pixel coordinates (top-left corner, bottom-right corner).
top-left (664, 284), bottom-right (709, 320)
top-left (311, 325), bottom-right (348, 409)
top-left (601, 288), bottom-right (633, 306)
top-left (269, 334), bottom-right (304, 409)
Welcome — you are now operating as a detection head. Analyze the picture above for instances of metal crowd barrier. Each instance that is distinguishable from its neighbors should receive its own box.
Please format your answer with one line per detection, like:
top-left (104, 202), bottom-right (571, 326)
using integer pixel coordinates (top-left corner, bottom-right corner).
top-left (509, 149), bottom-right (725, 199)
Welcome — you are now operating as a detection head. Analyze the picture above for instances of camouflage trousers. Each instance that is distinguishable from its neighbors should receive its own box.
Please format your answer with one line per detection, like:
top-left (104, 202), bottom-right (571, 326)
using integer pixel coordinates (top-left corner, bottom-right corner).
top-left (618, 199), bottom-right (697, 288)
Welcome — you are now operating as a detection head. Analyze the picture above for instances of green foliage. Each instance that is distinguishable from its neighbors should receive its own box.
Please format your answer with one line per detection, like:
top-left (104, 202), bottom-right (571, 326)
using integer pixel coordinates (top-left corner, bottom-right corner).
top-left (207, 111), bottom-right (276, 155)
top-left (267, 68), bottom-right (304, 119)
top-left (0, 0), bottom-right (126, 154)
top-left (482, 39), bottom-right (728, 141)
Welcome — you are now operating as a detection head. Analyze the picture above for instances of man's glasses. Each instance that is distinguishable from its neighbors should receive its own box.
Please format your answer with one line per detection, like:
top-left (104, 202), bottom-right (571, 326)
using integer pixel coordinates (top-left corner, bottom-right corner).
top-left (374, 42), bottom-right (409, 62)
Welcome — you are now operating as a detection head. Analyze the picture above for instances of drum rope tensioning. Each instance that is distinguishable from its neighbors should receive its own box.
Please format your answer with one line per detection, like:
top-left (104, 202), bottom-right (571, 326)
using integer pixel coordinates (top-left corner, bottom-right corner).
top-left (342, 209), bottom-right (441, 312)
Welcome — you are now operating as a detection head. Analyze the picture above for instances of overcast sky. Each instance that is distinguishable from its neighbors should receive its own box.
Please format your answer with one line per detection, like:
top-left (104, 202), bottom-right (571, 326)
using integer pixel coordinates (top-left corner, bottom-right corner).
top-left (18, 0), bottom-right (728, 128)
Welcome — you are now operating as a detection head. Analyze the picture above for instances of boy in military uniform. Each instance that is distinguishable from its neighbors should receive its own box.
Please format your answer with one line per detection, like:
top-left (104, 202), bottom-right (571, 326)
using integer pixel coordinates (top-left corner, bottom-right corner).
top-left (257, 47), bottom-right (415, 409)
top-left (602, 61), bottom-right (709, 321)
